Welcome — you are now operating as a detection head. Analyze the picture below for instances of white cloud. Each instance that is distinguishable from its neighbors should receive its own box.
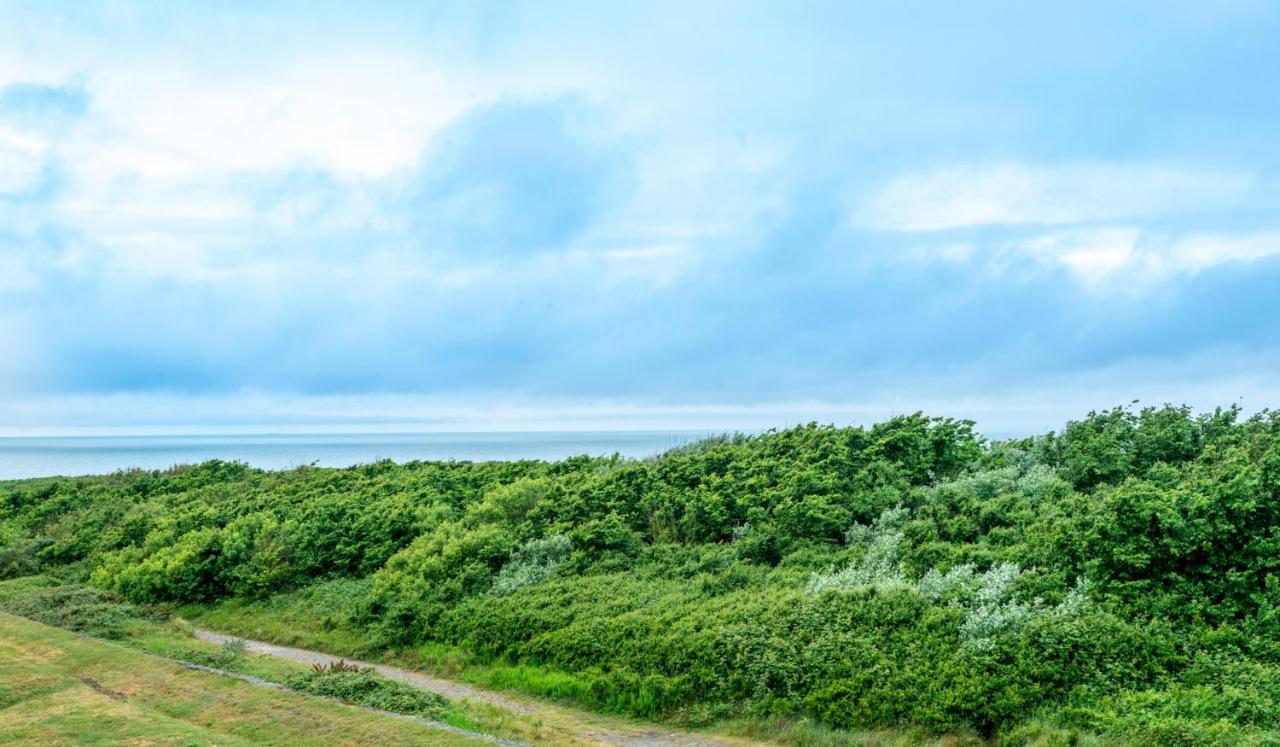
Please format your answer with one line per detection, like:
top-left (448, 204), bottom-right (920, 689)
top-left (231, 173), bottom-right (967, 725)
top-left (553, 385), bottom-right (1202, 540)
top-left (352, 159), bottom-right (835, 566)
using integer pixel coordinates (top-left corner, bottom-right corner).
top-left (903, 242), bottom-right (975, 264)
top-left (0, 124), bottom-right (51, 193)
top-left (1018, 228), bottom-right (1140, 283)
top-left (856, 162), bottom-right (1255, 231)
top-left (1162, 232), bottom-right (1280, 274)
top-left (0, 254), bottom-right (39, 292)
top-left (1010, 228), bottom-right (1280, 285)
top-left (0, 51), bottom-right (508, 284)
top-left (71, 52), bottom-right (479, 182)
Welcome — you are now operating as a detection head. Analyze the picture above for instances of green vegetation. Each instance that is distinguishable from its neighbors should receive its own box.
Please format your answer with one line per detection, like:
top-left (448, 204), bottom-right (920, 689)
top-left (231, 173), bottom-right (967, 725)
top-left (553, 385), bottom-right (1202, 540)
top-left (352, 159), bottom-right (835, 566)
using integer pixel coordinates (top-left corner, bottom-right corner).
top-left (284, 666), bottom-right (451, 720)
top-left (0, 575), bottom-right (581, 745)
top-left (0, 610), bottom-right (494, 745)
top-left (4, 404), bottom-right (1280, 744)
top-left (0, 575), bottom-right (171, 639)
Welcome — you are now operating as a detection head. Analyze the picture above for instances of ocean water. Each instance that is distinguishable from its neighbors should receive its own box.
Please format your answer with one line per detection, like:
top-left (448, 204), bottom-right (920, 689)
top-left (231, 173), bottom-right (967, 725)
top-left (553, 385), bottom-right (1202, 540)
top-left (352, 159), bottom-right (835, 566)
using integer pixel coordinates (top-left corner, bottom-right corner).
top-left (0, 431), bottom-right (709, 480)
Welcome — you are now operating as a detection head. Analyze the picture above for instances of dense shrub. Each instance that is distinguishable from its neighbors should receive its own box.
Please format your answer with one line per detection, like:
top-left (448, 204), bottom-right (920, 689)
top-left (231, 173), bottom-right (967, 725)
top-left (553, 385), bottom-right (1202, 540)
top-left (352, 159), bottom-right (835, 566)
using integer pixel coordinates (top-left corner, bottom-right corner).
top-left (0, 536), bottom-right (46, 579)
top-left (3, 404), bottom-right (1280, 742)
top-left (0, 580), bottom-right (163, 639)
top-left (491, 533), bottom-right (572, 595)
top-left (284, 668), bottom-right (450, 719)
top-left (181, 638), bottom-right (249, 670)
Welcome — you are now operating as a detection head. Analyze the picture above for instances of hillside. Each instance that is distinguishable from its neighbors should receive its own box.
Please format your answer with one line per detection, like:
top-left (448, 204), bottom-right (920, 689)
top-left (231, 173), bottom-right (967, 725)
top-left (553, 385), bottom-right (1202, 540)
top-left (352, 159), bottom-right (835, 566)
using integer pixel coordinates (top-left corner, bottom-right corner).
top-left (0, 610), bottom-right (498, 745)
top-left (3, 405), bottom-right (1280, 744)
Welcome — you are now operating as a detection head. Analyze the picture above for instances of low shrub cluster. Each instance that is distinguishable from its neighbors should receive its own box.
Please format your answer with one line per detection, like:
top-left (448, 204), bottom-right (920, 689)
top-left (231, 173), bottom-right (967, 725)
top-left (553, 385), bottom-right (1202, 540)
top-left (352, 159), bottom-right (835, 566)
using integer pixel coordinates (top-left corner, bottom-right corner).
top-left (312, 658), bottom-right (363, 674)
top-left (0, 577), bottom-right (163, 639)
top-left (284, 668), bottom-right (450, 719)
top-left (181, 638), bottom-right (249, 670)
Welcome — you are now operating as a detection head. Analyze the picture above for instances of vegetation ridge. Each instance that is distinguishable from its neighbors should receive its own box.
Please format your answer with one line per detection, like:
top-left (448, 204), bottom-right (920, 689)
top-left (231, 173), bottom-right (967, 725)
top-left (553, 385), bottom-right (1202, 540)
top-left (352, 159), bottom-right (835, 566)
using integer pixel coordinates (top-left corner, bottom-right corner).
top-left (4, 404), bottom-right (1280, 744)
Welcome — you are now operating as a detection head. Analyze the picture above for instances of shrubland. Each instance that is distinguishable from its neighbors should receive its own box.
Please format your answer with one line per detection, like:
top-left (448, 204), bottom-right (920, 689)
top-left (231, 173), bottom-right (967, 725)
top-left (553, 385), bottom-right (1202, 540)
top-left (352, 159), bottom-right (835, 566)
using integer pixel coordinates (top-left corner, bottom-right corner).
top-left (3, 405), bottom-right (1279, 743)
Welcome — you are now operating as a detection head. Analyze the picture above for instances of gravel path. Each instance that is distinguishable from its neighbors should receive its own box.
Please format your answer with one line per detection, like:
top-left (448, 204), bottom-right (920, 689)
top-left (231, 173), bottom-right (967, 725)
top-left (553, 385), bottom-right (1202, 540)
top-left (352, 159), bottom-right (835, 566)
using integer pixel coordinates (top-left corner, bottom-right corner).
top-left (193, 628), bottom-right (754, 747)
top-left (195, 628), bottom-right (533, 714)
top-left (175, 657), bottom-right (526, 746)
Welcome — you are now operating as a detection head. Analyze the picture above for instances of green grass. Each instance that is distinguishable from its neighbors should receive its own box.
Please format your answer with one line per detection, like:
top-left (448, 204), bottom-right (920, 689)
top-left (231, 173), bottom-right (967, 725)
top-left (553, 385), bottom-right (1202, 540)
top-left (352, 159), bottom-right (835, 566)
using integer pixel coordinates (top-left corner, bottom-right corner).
top-left (715, 716), bottom-right (983, 747)
top-left (0, 611), bottom-right (493, 746)
top-left (1, 576), bottom-right (577, 745)
top-left (182, 577), bottom-right (376, 655)
top-left (182, 579), bottom-right (667, 712)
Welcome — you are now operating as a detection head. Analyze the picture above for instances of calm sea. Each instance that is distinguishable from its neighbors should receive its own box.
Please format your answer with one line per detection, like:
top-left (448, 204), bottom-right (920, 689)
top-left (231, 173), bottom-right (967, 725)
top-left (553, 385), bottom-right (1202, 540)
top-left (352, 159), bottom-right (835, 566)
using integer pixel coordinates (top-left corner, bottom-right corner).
top-left (0, 431), bottom-right (709, 481)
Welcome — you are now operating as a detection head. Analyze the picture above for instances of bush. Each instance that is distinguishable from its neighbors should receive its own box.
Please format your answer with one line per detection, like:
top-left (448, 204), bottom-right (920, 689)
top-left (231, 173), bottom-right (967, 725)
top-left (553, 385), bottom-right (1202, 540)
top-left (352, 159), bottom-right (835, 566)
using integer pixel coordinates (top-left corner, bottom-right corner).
top-left (182, 638), bottom-right (249, 670)
top-left (0, 582), bottom-right (163, 639)
top-left (0, 537), bottom-right (47, 579)
top-left (312, 659), bottom-right (362, 674)
top-left (5, 405), bottom-right (1280, 742)
top-left (284, 669), bottom-right (450, 719)
top-left (491, 534), bottom-right (572, 595)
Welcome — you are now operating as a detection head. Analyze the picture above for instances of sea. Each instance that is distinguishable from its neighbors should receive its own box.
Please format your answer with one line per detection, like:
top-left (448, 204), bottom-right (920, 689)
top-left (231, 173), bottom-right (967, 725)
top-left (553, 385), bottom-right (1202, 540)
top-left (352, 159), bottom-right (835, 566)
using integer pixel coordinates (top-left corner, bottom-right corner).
top-left (0, 431), bottom-right (711, 481)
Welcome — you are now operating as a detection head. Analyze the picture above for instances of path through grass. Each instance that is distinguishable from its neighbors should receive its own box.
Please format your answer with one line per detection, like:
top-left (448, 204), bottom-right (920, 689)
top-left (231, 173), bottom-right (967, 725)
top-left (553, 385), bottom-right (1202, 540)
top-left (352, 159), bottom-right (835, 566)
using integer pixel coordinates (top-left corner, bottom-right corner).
top-left (0, 611), bottom-right (495, 746)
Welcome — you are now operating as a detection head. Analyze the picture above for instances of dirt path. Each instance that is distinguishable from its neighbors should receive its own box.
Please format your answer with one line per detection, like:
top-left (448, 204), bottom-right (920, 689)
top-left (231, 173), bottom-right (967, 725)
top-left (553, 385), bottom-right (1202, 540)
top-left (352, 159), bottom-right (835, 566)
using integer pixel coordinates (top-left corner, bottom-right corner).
top-left (196, 628), bottom-right (534, 715)
top-left (194, 628), bottom-right (755, 747)
top-left (174, 657), bottom-right (525, 746)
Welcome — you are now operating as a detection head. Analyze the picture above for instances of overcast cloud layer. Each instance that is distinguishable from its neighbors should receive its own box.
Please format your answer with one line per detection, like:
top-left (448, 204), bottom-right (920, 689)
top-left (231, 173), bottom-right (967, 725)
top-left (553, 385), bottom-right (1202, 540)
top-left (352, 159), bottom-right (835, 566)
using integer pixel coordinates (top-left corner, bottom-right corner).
top-left (1, 1), bottom-right (1278, 434)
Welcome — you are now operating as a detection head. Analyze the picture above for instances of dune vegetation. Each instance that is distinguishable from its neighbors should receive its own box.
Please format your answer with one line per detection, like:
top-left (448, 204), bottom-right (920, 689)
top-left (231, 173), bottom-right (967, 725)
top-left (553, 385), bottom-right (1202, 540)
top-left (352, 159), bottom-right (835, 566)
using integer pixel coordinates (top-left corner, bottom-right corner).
top-left (0, 608), bottom-right (503, 746)
top-left (3, 404), bottom-right (1280, 744)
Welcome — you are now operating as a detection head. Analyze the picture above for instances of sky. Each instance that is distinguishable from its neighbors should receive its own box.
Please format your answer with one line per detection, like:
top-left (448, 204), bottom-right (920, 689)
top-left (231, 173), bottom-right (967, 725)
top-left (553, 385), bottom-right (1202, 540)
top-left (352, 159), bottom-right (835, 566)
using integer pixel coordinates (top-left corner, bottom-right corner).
top-left (1, 1), bottom-right (1278, 436)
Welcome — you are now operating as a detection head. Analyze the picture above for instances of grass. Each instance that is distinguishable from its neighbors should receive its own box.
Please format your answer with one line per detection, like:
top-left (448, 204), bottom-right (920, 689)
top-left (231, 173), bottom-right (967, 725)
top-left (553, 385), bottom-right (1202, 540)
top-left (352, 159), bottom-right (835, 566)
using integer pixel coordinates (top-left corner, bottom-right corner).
top-left (0, 611), bottom-right (493, 746)
top-left (715, 716), bottom-right (985, 747)
top-left (0, 576), bottom-right (588, 745)
top-left (183, 577), bottom-right (377, 656)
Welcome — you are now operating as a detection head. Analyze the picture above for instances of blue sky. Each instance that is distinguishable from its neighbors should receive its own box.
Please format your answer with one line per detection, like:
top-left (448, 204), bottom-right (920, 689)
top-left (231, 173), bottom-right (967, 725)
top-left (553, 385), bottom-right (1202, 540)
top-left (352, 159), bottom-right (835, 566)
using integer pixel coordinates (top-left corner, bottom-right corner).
top-left (1, 1), bottom-right (1278, 435)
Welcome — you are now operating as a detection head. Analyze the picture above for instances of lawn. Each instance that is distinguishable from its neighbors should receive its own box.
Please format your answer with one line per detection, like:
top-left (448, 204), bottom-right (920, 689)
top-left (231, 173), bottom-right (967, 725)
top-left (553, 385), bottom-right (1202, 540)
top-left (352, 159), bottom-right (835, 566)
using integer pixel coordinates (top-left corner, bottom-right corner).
top-left (0, 611), bottom-right (492, 746)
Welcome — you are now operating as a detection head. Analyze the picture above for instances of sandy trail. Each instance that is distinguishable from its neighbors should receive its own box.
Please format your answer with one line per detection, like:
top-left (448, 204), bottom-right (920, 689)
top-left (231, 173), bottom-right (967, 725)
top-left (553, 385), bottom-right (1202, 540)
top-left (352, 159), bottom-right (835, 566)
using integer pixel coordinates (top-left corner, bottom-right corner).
top-left (194, 628), bottom-right (754, 747)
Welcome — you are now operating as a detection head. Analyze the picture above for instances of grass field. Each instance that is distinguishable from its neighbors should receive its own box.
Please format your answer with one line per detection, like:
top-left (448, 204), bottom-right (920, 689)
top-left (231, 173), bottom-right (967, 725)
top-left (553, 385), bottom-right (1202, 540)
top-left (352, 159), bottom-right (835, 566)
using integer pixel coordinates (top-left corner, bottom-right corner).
top-left (0, 611), bottom-right (494, 746)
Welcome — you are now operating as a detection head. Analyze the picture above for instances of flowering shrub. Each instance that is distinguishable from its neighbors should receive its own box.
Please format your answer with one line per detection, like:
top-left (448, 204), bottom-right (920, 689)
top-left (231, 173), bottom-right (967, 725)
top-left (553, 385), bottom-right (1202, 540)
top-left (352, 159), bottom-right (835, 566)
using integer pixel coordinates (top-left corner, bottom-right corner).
top-left (806, 507), bottom-right (909, 594)
top-left (812, 527), bottom-right (1093, 651)
top-left (491, 534), bottom-right (572, 595)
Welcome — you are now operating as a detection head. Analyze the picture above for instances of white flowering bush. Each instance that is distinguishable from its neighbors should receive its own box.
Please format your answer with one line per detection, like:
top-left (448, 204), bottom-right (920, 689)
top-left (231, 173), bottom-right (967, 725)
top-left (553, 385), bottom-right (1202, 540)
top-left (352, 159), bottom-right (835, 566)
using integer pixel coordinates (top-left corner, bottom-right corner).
top-left (807, 506), bottom-right (909, 594)
top-left (917, 562), bottom-right (1093, 650)
top-left (926, 454), bottom-right (1067, 505)
top-left (491, 534), bottom-right (572, 596)
top-left (953, 563), bottom-right (1034, 648)
top-left (810, 506), bottom-right (1092, 648)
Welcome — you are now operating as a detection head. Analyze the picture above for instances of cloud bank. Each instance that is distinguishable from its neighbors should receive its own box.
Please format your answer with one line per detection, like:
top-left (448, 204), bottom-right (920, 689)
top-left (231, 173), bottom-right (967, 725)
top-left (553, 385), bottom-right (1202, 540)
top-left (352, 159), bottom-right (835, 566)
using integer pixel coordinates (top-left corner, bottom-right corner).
top-left (1, 1), bottom-right (1278, 434)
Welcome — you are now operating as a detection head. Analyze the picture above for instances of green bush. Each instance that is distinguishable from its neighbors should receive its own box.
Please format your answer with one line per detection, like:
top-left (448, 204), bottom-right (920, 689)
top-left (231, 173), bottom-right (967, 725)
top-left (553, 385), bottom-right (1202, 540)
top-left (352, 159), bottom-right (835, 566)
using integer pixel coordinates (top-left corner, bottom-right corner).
top-left (0, 537), bottom-right (46, 579)
top-left (4, 405), bottom-right (1280, 742)
top-left (179, 638), bottom-right (249, 670)
top-left (284, 669), bottom-right (449, 719)
top-left (0, 581), bottom-right (164, 639)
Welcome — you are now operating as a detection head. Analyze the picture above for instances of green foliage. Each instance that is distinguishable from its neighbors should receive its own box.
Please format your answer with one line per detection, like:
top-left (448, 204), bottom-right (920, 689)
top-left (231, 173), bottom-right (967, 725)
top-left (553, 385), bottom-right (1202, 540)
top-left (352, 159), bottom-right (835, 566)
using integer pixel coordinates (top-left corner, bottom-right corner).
top-left (312, 658), bottom-right (362, 674)
top-left (0, 535), bottom-right (47, 579)
top-left (0, 578), bottom-right (165, 639)
top-left (284, 668), bottom-right (450, 720)
top-left (3, 404), bottom-right (1280, 743)
top-left (491, 533), bottom-right (572, 595)
top-left (181, 638), bottom-right (249, 670)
